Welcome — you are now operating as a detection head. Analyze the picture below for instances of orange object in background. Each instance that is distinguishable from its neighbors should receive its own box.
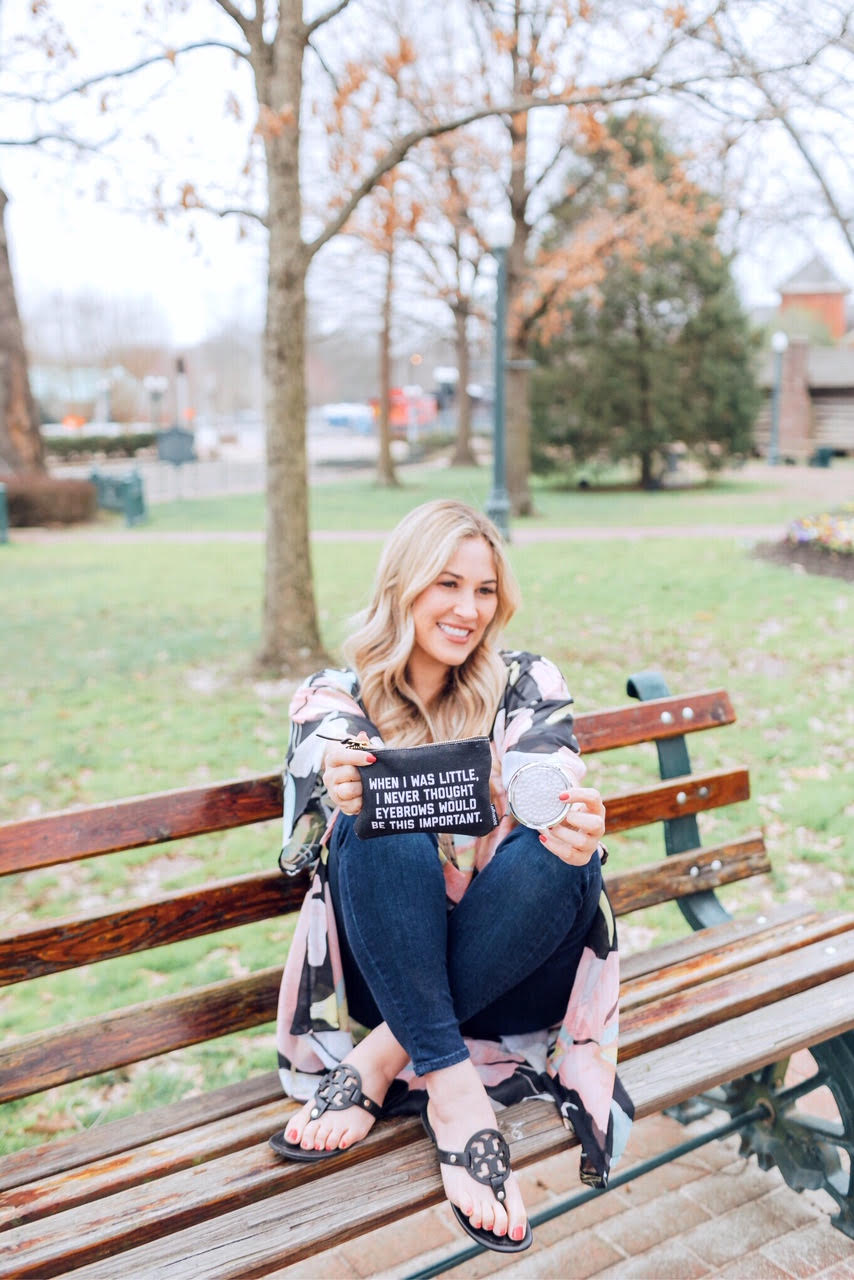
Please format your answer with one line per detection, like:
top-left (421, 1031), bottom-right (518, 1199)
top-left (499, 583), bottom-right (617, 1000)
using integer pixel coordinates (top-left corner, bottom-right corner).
top-left (369, 388), bottom-right (438, 437)
top-left (62, 414), bottom-right (88, 430)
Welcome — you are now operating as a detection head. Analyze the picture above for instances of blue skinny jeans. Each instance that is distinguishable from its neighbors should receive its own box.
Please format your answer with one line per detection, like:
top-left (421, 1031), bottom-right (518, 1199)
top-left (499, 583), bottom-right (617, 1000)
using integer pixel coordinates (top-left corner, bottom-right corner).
top-left (327, 815), bottom-right (603, 1076)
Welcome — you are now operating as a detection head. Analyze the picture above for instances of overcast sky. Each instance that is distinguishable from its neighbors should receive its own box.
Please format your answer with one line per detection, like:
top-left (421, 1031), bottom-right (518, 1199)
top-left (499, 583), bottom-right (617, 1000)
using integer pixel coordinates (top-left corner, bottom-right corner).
top-left (3, 0), bottom-right (854, 350)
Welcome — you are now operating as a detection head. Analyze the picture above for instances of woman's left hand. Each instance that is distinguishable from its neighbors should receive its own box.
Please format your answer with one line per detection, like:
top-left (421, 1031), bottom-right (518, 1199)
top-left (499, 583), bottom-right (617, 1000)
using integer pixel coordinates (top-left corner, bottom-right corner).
top-left (538, 787), bottom-right (606, 866)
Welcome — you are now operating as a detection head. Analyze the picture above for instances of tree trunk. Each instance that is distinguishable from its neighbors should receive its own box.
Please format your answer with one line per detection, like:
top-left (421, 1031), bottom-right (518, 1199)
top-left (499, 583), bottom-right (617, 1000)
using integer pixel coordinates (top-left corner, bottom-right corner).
top-left (639, 449), bottom-right (656, 489)
top-left (376, 245), bottom-right (399, 486)
top-left (0, 187), bottom-right (45, 475)
top-left (451, 302), bottom-right (477, 466)
top-left (635, 307), bottom-right (659, 491)
top-left (255, 26), bottom-right (326, 674)
top-left (505, 206), bottom-right (532, 515)
top-left (504, 106), bottom-right (533, 516)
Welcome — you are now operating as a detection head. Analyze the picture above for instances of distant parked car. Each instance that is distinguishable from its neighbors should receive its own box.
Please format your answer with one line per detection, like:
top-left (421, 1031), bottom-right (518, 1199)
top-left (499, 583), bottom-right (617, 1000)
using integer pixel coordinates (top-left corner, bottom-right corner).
top-left (320, 403), bottom-right (375, 434)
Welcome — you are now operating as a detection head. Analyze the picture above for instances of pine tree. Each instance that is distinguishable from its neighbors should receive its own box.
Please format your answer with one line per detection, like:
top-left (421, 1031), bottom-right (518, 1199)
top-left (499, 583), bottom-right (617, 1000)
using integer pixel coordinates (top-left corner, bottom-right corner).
top-left (531, 114), bottom-right (760, 489)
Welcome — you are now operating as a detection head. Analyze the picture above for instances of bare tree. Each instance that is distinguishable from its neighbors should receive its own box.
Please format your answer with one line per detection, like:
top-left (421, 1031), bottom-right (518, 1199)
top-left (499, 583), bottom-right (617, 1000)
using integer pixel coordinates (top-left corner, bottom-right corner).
top-left (0, 187), bottom-right (44, 472)
top-left (407, 132), bottom-right (499, 466)
top-left (15, 0), bottom-right (854, 667)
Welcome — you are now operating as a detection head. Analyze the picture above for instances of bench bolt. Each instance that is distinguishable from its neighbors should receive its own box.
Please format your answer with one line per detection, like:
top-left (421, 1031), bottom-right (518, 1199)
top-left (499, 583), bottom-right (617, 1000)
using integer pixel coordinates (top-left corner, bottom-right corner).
top-left (661, 711), bottom-right (674, 724)
top-left (682, 707), bottom-right (695, 720)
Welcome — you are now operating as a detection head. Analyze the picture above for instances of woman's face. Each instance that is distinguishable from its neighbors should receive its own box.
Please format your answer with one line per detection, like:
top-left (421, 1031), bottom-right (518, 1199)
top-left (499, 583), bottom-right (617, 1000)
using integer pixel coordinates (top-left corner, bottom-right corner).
top-left (407, 536), bottom-right (499, 693)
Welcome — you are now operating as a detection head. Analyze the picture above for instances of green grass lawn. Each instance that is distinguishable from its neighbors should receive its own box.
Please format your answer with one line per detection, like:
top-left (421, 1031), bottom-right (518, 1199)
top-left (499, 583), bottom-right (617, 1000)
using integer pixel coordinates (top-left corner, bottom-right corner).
top-left (142, 460), bottom-right (854, 533)
top-left (1, 481), bottom-right (852, 1154)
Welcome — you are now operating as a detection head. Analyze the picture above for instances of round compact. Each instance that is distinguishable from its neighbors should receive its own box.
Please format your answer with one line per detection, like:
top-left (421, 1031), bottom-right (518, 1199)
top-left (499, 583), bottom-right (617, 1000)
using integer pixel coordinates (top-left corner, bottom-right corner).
top-left (507, 760), bottom-right (575, 829)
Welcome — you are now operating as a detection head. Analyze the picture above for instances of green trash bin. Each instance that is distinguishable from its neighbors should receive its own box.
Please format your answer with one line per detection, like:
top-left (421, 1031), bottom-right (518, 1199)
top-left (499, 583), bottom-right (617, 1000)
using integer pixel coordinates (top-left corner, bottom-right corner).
top-left (0, 482), bottom-right (8, 545)
top-left (809, 447), bottom-right (833, 468)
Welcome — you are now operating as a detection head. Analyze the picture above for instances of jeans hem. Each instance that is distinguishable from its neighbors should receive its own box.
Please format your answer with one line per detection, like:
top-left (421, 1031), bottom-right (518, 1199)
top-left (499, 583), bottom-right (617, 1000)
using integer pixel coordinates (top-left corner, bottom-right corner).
top-left (413, 1045), bottom-right (471, 1077)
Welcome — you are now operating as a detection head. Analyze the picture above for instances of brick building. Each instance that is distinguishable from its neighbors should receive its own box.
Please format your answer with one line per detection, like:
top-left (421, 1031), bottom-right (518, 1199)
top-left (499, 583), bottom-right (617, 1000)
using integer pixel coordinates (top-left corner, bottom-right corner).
top-left (755, 254), bottom-right (854, 461)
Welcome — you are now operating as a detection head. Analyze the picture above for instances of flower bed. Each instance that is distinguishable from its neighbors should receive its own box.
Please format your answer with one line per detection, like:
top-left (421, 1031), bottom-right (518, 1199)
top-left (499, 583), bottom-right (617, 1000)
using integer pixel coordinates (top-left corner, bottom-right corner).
top-left (787, 503), bottom-right (854, 555)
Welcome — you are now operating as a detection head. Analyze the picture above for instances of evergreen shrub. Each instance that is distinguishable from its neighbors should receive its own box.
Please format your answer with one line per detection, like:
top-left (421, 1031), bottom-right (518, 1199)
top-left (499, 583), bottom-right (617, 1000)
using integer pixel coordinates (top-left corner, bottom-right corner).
top-left (46, 432), bottom-right (156, 460)
top-left (1, 475), bottom-right (97, 526)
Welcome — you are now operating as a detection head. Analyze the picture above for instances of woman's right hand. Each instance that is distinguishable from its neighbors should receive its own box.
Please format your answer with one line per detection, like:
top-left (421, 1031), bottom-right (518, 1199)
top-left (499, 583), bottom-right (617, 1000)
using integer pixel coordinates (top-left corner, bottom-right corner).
top-left (321, 734), bottom-right (376, 815)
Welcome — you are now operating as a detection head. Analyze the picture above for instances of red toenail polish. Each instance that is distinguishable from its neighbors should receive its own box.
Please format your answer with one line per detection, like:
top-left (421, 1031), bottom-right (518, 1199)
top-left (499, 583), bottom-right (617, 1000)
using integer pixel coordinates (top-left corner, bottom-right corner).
top-left (513, 1227), bottom-right (524, 1240)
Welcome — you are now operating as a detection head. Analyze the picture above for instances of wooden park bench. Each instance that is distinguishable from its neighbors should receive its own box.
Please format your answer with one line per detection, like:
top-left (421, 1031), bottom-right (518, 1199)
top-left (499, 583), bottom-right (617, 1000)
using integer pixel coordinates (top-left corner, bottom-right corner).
top-left (1, 673), bottom-right (852, 1278)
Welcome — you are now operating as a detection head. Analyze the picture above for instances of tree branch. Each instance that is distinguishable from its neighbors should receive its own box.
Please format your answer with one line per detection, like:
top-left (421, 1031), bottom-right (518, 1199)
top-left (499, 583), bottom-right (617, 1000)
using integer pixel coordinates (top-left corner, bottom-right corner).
top-left (701, 8), bottom-right (854, 253)
top-left (304, 86), bottom-right (655, 260)
top-left (209, 0), bottom-right (259, 43)
top-left (762, 92), bottom-right (854, 255)
top-left (4, 41), bottom-right (250, 106)
top-left (528, 140), bottom-right (571, 197)
top-left (0, 130), bottom-right (117, 150)
top-left (304, 0), bottom-right (353, 38)
top-left (210, 203), bottom-right (269, 226)
top-left (306, 36), bottom-right (340, 91)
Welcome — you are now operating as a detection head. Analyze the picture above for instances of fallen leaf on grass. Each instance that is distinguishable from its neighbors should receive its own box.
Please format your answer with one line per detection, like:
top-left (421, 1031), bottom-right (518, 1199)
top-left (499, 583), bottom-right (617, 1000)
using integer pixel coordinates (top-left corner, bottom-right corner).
top-left (25, 1112), bottom-right (78, 1136)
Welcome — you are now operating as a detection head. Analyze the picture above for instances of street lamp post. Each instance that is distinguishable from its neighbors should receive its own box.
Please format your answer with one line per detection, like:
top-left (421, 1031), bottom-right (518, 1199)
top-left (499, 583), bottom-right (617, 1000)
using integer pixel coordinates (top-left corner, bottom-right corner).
top-left (485, 246), bottom-right (511, 540)
top-left (144, 375), bottom-right (168, 430)
top-left (769, 330), bottom-right (788, 466)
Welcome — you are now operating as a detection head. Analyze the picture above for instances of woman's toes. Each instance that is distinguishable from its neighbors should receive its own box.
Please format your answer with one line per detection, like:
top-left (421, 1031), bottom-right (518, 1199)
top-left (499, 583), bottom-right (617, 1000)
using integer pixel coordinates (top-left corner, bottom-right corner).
top-left (507, 1205), bottom-right (528, 1242)
top-left (313, 1121), bottom-right (333, 1150)
top-left (324, 1121), bottom-right (345, 1150)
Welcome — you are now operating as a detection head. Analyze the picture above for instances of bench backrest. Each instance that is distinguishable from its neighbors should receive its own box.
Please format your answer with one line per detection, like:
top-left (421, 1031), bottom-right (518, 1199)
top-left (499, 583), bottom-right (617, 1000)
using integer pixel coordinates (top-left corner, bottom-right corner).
top-left (0, 685), bottom-right (765, 1108)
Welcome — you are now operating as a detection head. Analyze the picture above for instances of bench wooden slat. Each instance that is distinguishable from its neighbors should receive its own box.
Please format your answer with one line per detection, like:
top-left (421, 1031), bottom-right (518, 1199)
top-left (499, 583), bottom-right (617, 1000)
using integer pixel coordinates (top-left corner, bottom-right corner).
top-left (620, 903), bottom-right (815, 982)
top-left (0, 832), bottom-right (765, 1102)
top-left (0, 835), bottom-right (765, 985)
top-left (0, 969), bottom-right (282, 1105)
top-left (621, 910), bottom-right (854, 1011)
top-left (0, 776), bottom-right (284, 878)
top-left (574, 689), bottom-right (735, 752)
top-left (0, 765), bottom-right (749, 881)
top-left (0, 873), bottom-right (301, 986)
top-left (5, 917), bottom-right (852, 1255)
top-left (13, 971), bottom-right (854, 1280)
top-left (606, 834), bottom-right (768, 915)
top-left (0, 1098), bottom-right (294, 1230)
top-left (0, 908), bottom-right (817, 1196)
top-left (603, 768), bottom-right (750, 834)
top-left (0, 1073), bottom-right (283, 1196)
top-left (0, 689), bottom-right (734, 880)
top-left (0, 894), bottom-right (784, 1226)
top-left (620, 927), bottom-right (854, 1058)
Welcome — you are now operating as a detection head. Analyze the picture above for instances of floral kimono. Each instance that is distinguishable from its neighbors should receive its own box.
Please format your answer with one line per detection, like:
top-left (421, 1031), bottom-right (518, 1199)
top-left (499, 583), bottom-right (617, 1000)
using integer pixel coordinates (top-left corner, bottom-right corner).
top-left (274, 650), bottom-right (633, 1186)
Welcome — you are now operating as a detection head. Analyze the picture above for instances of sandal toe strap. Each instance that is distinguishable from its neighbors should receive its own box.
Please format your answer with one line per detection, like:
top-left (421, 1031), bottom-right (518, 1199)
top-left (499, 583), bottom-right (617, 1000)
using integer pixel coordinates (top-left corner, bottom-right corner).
top-left (308, 1063), bottom-right (383, 1122)
top-left (436, 1128), bottom-right (511, 1203)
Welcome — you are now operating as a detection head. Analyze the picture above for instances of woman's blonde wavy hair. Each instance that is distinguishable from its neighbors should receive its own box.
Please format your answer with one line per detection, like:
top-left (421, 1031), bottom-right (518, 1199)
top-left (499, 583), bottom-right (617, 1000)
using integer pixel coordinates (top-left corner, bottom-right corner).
top-left (343, 500), bottom-right (520, 746)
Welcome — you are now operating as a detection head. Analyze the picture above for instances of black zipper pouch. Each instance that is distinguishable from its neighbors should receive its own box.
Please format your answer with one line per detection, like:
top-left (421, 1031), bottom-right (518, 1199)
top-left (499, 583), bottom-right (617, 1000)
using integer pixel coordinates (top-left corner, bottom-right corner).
top-left (350, 737), bottom-right (499, 839)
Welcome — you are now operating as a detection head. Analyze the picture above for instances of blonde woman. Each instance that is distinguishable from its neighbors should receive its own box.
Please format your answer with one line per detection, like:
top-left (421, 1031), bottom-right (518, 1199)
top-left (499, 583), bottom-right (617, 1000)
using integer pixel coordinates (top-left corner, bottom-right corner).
top-left (270, 500), bottom-right (632, 1254)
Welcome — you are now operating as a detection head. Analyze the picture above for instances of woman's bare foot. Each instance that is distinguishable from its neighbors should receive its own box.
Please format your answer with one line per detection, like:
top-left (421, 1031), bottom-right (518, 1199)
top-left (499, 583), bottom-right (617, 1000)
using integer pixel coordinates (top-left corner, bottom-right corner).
top-left (285, 1023), bottom-right (409, 1153)
top-left (423, 1059), bottom-right (528, 1243)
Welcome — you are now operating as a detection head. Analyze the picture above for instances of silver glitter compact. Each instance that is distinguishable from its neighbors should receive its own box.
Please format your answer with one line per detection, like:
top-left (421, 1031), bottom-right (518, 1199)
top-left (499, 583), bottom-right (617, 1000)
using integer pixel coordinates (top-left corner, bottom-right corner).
top-left (506, 760), bottom-right (575, 830)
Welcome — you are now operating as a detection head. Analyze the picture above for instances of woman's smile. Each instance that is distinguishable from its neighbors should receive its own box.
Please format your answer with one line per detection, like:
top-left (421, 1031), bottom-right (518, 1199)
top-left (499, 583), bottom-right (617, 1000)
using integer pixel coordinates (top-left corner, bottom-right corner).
top-left (437, 622), bottom-right (474, 642)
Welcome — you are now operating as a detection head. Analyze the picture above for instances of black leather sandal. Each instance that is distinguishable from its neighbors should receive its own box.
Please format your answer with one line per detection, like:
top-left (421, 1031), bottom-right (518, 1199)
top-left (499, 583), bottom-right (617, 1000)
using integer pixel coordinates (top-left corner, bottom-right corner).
top-left (422, 1108), bottom-right (533, 1253)
top-left (268, 1062), bottom-right (384, 1163)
